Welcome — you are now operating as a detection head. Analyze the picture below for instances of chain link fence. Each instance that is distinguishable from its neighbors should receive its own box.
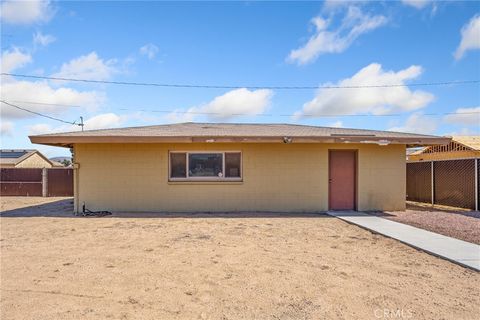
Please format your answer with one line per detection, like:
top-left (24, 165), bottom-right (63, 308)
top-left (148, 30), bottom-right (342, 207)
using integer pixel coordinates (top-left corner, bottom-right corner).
top-left (406, 158), bottom-right (479, 210)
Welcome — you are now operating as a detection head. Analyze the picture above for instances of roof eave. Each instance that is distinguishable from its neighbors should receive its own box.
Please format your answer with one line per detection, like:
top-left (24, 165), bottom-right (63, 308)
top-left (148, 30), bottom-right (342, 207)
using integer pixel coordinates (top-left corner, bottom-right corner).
top-left (29, 135), bottom-right (451, 146)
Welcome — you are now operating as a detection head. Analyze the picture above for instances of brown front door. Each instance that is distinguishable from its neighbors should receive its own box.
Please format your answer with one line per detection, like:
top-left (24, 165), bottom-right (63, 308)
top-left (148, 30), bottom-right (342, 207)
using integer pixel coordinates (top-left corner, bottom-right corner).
top-left (329, 150), bottom-right (356, 210)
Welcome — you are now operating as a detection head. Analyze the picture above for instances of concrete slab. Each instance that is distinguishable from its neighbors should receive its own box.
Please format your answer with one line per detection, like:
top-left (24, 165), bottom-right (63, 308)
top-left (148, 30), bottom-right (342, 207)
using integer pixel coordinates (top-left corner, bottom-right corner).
top-left (328, 211), bottom-right (480, 271)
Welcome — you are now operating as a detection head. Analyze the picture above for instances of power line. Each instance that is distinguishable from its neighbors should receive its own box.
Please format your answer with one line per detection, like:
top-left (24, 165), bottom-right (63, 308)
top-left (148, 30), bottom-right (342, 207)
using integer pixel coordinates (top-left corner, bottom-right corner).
top-left (2, 99), bottom-right (479, 119)
top-left (7, 100), bottom-right (83, 108)
top-left (0, 100), bottom-right (480, 119)
top-left (124, 108), bottom-right (480, 118)
top-left (6, 99), bottom-right (477, 118)
top-left (0, 100), bottom-right (82, 126)
top-left (2, 72), bottom-right (480, 90)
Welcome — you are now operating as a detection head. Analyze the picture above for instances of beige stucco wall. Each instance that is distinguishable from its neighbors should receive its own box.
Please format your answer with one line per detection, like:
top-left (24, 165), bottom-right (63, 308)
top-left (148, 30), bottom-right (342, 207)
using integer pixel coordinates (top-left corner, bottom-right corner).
top-left (16, 153), bottom-right (52, 168)
top-left (74, 143), bottom-right (406, 213)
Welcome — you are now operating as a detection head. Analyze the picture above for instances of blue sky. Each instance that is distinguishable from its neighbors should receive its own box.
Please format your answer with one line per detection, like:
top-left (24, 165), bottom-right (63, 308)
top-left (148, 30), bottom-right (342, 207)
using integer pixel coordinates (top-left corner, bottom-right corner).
top-left (1, 0), bottom-right (479, 157)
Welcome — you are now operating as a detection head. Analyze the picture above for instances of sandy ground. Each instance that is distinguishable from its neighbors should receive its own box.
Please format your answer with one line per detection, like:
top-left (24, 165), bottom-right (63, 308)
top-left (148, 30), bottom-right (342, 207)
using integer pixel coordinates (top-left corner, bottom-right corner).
top-left (1, 197), bottom-right (479, 320)
top-left (373, 202), bottom-right (480, 245)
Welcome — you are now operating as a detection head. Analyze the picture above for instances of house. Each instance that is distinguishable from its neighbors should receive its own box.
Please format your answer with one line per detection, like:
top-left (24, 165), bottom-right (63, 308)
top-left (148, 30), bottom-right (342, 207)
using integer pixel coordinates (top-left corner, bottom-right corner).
top-left (29, 122), bottom-right (450, 213)
top-left (50, 156), bottom-right (72, 167)
top-left (407, 136), bottom-right (480, 162)
top-left (0, 149), bottom-right (62, 168)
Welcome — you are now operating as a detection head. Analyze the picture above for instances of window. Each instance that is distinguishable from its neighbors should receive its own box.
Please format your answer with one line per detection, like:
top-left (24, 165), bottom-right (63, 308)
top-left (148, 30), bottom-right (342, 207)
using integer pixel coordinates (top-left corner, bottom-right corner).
top-left (169, 151), bottom-right (242, 181)
top-left (170, 153), bottom-right (186, 178)
top-left (189, 153), bottom-right (222, 177)
top-left (225, 152), bottom-right (241, 178)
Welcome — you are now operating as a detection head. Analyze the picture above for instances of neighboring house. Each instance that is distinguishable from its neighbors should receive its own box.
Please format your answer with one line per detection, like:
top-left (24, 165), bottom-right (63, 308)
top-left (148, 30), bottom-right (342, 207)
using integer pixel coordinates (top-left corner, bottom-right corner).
top-left (407, 136), bottom-right (480, 162)
top-left (51, 160), bottom-right (65, 167)
top-left (405, 136), bottom-right (480, 210)
top-left (30, 123), bottom-right (449, 213)
top-left (0, 149), bottom-right (61, 168)
top-left (50, 156), bottom-right (73, 167)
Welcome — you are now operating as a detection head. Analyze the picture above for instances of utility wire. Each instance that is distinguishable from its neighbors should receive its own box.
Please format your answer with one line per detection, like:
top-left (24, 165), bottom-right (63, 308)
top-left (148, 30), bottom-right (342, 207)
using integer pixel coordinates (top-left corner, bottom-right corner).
top-left (7, 100), bottom-right (83, 108)
top-left (2, 72), bottom-right (480, 90)
top-left (119, 108), bottom-right (480, 118)
top-left (2, 99), bottom-right (479, 120)
top-left (5, 99), bottom-right (477, 118)
top-left (0, 100), bottom-right (82, 126)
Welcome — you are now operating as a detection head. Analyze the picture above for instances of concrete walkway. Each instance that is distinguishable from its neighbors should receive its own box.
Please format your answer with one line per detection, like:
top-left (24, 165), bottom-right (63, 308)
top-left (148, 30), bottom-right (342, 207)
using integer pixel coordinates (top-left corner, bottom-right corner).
top-left (328, 211), bottom-right (480, 271)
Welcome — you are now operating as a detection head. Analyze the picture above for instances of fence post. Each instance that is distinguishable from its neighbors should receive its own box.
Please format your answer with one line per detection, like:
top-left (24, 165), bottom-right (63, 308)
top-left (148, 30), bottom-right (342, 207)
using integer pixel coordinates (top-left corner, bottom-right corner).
top-left (42, 168), bottom-right (48, 197)
top-left (475, 158), bottom-right (478, 211)
top-left (431, 161), bottom-right (434, 207)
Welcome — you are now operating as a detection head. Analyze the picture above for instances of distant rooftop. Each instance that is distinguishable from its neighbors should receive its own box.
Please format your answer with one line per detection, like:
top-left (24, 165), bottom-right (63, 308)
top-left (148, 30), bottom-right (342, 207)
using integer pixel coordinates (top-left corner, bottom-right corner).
top-left (0, 150), bottom-right (33, 159)
top-left (0, 149), bottom-right (37, 165)
top-left (407, 135), bottom-right (480, 156)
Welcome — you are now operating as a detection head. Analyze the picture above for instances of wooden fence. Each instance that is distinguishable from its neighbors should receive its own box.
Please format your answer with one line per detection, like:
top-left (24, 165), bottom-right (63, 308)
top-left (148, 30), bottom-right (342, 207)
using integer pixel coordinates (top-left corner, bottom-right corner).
top-left (0, 168), bottom-right (73, 197)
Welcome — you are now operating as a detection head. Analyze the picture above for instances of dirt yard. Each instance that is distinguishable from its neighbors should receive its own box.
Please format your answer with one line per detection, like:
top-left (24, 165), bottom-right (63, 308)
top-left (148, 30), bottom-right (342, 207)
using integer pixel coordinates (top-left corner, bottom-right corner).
top-left (374, 202), bottom-right (480, 244)
top-left (1, 197), bottom-right (479, 319)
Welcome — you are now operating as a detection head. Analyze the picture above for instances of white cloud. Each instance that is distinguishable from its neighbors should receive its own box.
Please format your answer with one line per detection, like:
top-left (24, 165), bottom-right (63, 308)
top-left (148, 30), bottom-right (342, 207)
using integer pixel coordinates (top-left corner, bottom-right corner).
top-left (287, 6), bottom-right (387, 65)
top-left (441, 127), bottom-right (479, 136)
top-left (454, 14), bottom-right (480, 60)
top-left (33, 31), bottom-right (56, 47)
top-left (401, 0), bottom-right (431, 9)
top-left (329, 120), bottom-right (344, 128)
top-left (1, 48), bottom-right (32, 73)
top-left (296, 63), bottom-right (434, 118)
top-left (29, 113), bottom-right (126, 135)
top-left (0, 0), bottom-right (54, 25)
top-left (0, 121), bottom-right (14, 136)
top-left (443, 106), bottom-right (480, 126)
top-left (139, 43), bottom-right (159, 60)
top-left (200, 88), bottom-right (273, 120)
top-left (1, 51), bottom-right (118, 123)
top-left (322, 0), bottom-right (353, 11)
top-left (28, 123), bottom-right (53, 136)
top-left (1, 79), bottom-right (103, 119)
top-left (164, 108), bottom-right (197, 123)
top-left (83, 113), bottom-right (125, 130)
top-left (52, 52), bottom-right (118, 80)
top-left (164, 88), bottom-right (274, 122)
top-left (389, 113), bottom-right (437, 134)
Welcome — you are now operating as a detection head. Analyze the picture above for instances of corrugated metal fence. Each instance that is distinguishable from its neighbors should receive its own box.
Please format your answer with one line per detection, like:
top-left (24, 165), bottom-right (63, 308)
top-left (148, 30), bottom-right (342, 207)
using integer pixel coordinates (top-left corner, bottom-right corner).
top-left (0, 168), bottom-right (73, 197)
top-left (407, 158), bottom-right (479, 210)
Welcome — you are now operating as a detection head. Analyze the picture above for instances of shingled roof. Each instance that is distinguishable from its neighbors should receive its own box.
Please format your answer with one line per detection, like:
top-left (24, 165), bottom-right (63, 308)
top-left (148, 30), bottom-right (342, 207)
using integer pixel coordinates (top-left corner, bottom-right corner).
top-left (30, 122), bottom-right (450, 147)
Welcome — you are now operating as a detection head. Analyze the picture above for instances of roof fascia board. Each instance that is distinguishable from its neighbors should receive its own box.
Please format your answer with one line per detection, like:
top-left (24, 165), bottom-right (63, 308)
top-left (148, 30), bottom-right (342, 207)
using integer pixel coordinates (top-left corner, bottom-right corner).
top-left (30, 135), bottom-right (451, 146)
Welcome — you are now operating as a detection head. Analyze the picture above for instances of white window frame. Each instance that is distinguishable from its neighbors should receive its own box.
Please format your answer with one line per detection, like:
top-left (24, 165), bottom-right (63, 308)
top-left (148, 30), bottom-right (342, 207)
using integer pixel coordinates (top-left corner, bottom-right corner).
top-left (169, 151), bottom-right (242, 182)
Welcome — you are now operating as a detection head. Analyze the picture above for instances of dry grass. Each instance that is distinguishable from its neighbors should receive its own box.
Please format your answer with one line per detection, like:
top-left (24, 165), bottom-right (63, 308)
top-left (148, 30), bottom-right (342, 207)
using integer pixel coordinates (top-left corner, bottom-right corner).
top-left (1, 197), bottom-right (479, 319)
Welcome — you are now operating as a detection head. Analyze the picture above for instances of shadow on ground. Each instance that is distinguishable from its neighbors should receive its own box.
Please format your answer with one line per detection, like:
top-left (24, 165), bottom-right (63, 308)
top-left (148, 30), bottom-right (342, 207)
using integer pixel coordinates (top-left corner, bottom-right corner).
top-left (1, 199), bottom-right (75, 217)
top-left (110, 212), bottom-right (330, 219)
top-left (369, 203), bottom-right (480, 220)
top-left (405, 203), bottom-right (480, 219)
top-left (1, 198), bottom-right (330, 218)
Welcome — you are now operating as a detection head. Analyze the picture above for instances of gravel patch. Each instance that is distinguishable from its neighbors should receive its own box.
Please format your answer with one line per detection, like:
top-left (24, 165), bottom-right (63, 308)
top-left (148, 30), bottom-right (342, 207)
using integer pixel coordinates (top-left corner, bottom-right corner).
top-left (371, 202), bottom-right (480, 244)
